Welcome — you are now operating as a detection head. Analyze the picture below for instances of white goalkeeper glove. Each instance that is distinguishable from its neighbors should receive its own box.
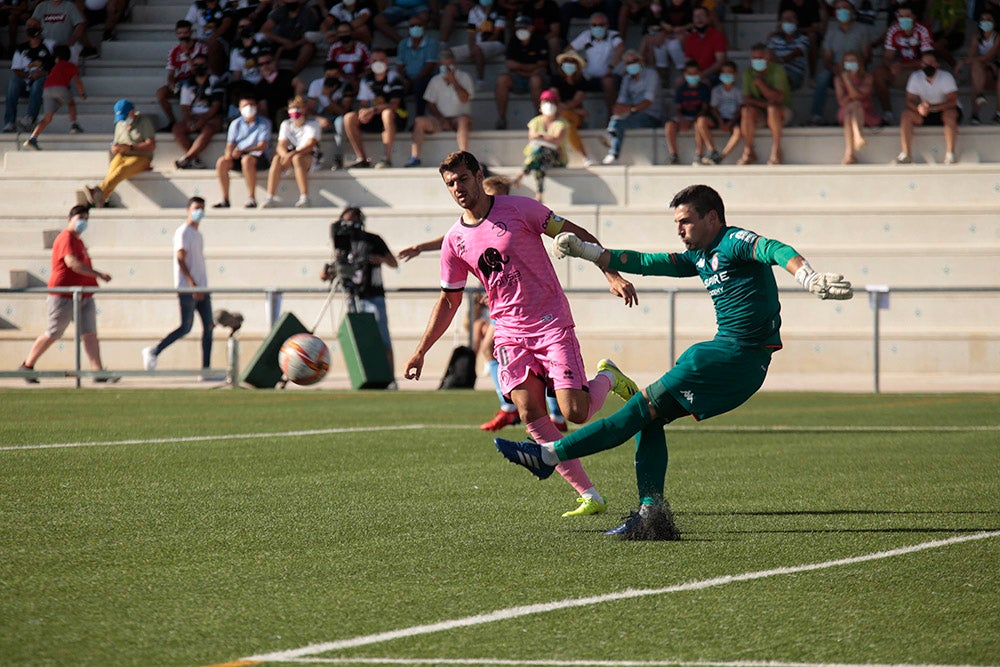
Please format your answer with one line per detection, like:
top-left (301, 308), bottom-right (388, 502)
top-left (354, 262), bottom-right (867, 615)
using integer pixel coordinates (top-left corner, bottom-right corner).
top-left (552, 232), bottom-right (604, 262)
top-left (795, 262), bottom-right (853, 300)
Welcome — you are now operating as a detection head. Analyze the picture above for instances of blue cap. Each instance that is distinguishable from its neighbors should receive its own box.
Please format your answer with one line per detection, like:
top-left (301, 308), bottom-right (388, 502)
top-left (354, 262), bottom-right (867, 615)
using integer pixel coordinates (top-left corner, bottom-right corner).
top-left (113, 99), bottom-right (134, 123)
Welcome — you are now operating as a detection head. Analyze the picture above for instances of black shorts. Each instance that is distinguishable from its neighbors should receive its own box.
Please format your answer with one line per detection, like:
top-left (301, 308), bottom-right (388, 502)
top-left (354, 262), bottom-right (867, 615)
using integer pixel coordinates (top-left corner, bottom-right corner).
top-left (231, 154), bottom-right (271, 171)
top-left (361, 111), bottom-right (407, 133)
top-left (923, 108), bottom-right (962, 126)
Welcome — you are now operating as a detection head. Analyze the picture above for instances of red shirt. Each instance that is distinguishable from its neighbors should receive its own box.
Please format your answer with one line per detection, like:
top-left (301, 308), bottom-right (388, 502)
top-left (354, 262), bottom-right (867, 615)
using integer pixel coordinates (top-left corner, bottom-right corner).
top-left (49, 230), bottom-right (97, 298)
top-left (327, 41), bottom-right (370, 78)
top-left (883, 23), bottom-right (932, 63)
top-left (684, 26), bottom-right (728, 71)
top-left (166, 41), bottom-right (209, 80)
top-left (43, 60), bottom-right (78, 89)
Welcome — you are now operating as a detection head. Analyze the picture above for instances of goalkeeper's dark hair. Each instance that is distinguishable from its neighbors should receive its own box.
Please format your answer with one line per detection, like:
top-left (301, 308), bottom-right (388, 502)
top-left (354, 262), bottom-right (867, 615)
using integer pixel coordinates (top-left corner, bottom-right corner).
top-left (670, 184), bottom-right (726, 226)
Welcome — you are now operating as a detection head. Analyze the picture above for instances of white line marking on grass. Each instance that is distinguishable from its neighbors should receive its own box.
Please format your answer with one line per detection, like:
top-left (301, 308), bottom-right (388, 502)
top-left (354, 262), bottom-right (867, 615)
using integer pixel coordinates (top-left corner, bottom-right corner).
top-left (292, 660), bottom-right (995, 667)
top-left (241, 531), bottom-right (1000, 664)
top-left (4, 425), bottom-right (997, 452)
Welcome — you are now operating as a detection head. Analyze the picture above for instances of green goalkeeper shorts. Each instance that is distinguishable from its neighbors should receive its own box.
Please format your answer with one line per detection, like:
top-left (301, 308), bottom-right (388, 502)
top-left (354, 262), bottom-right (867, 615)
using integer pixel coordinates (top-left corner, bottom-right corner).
top-left (646, 338), bottom-right (775, 421)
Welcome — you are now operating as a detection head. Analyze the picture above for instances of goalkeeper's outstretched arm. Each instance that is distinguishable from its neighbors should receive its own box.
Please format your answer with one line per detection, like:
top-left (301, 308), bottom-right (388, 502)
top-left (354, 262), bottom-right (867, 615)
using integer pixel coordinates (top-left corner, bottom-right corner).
top-left (784, 255), bottom-right (854, 301)
top-left (550, 221), bottom-right (638, 307)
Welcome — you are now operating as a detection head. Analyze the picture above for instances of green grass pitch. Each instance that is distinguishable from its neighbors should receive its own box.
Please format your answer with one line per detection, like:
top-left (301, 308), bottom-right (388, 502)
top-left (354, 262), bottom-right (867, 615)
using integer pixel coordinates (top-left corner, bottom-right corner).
top-left (1, 389), bottom-right (998, 666)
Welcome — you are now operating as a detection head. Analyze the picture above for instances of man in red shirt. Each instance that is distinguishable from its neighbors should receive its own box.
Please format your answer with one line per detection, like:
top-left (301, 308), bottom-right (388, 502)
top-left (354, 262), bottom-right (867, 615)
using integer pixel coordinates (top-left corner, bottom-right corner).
top-left (18, 205), bottom-right (117, 384)
top-left (683, 6), bottom-right (727, 83)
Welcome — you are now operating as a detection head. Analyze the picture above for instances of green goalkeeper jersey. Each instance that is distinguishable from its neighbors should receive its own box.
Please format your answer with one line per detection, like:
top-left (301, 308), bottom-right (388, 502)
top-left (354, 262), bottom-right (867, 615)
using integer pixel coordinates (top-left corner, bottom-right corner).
top-left (607, 226), bottom-right (800, 349)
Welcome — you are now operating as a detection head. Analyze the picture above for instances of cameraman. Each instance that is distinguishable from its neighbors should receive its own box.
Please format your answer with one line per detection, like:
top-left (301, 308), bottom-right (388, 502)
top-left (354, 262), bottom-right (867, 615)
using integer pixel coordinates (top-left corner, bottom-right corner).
top-left (320, 206), bottom-right (398, 378)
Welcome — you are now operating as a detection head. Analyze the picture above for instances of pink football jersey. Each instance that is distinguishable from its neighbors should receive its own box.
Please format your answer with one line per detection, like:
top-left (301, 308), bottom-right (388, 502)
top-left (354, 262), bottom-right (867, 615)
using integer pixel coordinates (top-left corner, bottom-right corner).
top-left (440, 195), bottom-right (575, 336)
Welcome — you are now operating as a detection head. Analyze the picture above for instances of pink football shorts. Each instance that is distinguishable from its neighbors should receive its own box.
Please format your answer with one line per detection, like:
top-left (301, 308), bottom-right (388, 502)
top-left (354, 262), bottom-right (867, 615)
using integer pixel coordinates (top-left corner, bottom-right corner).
top-left (493, 325), bottom-right (589, 396)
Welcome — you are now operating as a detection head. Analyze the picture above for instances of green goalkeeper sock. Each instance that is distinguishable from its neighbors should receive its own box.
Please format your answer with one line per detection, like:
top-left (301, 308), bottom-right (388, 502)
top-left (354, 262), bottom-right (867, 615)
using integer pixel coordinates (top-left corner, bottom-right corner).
top-left (554, 392), bottom-right (654, 461)
top-left (635, 422), bottom-right (668, 506)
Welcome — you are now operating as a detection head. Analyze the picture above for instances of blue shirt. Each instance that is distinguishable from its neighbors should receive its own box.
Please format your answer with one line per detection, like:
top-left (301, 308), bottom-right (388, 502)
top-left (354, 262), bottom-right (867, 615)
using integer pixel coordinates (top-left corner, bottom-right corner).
top-left (226, 115), bottom-right (272, 156)
top-left (397, 35), bottom-right (440, 79)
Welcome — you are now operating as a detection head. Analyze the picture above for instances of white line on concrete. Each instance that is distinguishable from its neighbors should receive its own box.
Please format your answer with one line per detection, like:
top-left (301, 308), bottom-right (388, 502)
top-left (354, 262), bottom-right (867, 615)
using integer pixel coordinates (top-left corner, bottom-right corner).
top-left (242, 531), bottom-right (1000, 663)
top-left (3, 425), bottom-right (996, 452)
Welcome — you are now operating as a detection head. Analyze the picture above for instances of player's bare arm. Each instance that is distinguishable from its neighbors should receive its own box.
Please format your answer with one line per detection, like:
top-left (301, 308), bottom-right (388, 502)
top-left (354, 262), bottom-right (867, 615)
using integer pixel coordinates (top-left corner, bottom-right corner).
top-left (405, 289), bottom-right (464, 380)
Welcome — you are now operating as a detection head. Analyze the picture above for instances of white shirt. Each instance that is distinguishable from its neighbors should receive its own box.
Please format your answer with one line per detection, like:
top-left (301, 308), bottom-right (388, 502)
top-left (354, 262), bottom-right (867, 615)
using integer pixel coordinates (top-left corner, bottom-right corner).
top-left (278, 118), bottom-right (322, 149)
top-left (423, 69), bottom-right (475, 117)
top-left (569, 29), bottom-right (623, 80)
top-left (174, 223), bottom-right (207, 289)
top-left (905, 69), bottom-right (958, 106)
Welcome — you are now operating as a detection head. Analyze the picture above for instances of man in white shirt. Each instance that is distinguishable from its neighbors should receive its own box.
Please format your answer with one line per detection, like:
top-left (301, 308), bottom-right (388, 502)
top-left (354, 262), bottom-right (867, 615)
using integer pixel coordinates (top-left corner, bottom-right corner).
top-left (896, 51), bottom-right (960, 165)
top-left (406, 49), bottom-right (473, 166)
top-left (568, 12), bottom-right (623, 116)
top-left (142, 197), bottom-right (217, 379)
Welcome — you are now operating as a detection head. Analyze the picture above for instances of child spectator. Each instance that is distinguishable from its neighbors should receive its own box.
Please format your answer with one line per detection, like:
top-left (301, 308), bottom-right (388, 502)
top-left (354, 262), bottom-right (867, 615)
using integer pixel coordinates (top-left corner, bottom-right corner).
top-left (23, 43), bottom-right (86, 149)
top-left (663, 59), bottom-right (710, 164)
top-left (695, 60), bottom-right (743, 164)
top-left (262, 95), bottom-right (322, 208)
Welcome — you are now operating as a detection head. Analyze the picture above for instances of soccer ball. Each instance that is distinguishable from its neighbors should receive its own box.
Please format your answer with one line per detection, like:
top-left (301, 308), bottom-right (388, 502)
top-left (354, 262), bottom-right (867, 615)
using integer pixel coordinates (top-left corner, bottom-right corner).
top-left (278, 333), bottom-right (330, 386)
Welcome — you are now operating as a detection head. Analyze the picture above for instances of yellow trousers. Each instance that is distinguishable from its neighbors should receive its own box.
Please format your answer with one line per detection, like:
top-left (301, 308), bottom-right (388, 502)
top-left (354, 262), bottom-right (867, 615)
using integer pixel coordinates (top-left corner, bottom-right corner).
top-left (559, 109), bottom-right (587, 158)
top-left (98, 154), bottom-right (152, 198)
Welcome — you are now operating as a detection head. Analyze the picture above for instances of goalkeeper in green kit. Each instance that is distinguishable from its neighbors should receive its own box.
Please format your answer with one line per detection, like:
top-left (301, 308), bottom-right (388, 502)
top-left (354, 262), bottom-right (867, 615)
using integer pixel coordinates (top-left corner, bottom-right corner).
top-left (495, 184), bottom-right (854, 540)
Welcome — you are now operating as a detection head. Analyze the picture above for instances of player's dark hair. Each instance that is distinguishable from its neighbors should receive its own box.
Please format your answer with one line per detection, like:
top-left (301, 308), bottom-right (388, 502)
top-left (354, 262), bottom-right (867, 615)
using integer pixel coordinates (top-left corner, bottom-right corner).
top-left (439, 151), bottom-right (482, 176)
top-left (69, 204), bottom-right (90, 219)
top-left (188, 196), bottom-right (205, 207)
top-left (670, 184), bottom-right (726, 226)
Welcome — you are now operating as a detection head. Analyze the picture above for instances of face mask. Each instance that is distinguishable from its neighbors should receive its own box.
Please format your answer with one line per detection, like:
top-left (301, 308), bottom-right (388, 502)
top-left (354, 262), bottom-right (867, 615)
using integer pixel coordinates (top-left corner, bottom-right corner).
top-left (241, 105), bottom-right (257, 119)
top-left (626, 62), bottom-right (642, 76)
top-left (371, 60), bottom-right (388, 75)
top-left (73, 217), bottom-right (88, 234)
top-left (516, 28), bottom-right (531, 41)
top-left (540, 102), bottom-right (557, 115)
top-left (590, 25), bottom-right (607, 39)
top-left (409, 25), bottom-right (424, 38)
top-left (560, 61), bottom-right (578, 75)
top-left (439, 64), bottom-right (454, 75)
top-left (324, 76), bottom-right (339, 87)
top-left (179, 34), bottom-right (193, 43)
top-left (898, 17), bottom-right (914, 31)
top-left (719, 72), bottom-right (735, 85)
top-left (922, 65), bottom-right (936, 77)
top-left (751, 58), bottom-right (767, 72)
top-left (781, 21), bottom-right (796, 34)
top-left (981, 20), bottom-right (994, 32)
top-left (684, 74), bottom-right (701, 86)
top-left (194, 65), bottom-right (209, 77)
top-left (339, 35), bottom-right (352, 44)
top-left (27, 28), bottom-right (42, 38)
top-left (694, 23), bottom-right (707, 32)
top-left (835, 8), bottom-right (851, 22)
top-left (843, 60), bottom-right (859, 72)
top-left (190, 208), bottom-right (205, 223)
top-left (289, 109), bottom-right (304, 119)
top-left (240, 29), bottom-right (254, 40)
top-left (480, 0), bottom-right (492, 6)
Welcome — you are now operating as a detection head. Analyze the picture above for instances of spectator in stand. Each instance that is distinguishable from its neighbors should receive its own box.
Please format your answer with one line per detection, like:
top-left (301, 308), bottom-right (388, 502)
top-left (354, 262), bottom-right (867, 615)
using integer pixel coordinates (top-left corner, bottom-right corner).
top-left (778, 0), bottom-right (823, 77)
top-left (31, 0), bottom-right (94, 61)
top-left (618, 0), bottom-right (655, 42)
top-left (3, 23), bottom-right (52, 132)
top-left (811, 0), bottom-right (870, 125)
top-left (214, 95), bottom-right (273, 208)
top-left (495, 15), bottom-right (549, 129)
top-left (512, 88), bottom-right (569, 202)
top-left (305, 59), bottom-right (355, 170)
top-left (230, 20), bottom-right (269, 87)
top-left (683, 6), bottom-right (727, 84)
top-left (927, 0), bottom-right (966, 67)
top-left (568, 12), bottom-right (623, 119)
top-left (253, 50), bottom-right (298, 122)
top-left (373, 0), bottom-right (431, 43)
top-left (83, 99), bottom-right (157, 208)
top-left (559, 0), bottom-right (618, 43)
top-left (235, 0), bottom-right (272, 31)
top-left (343, 50), bottom-right (407, 168)
top-left (767, 10), bottom-right (810, 91)
top-left (262, 95), bottom-right (322, 208)
top-left (695, 59), bottom-right (743, 164)
top-left (261, 0), bottom-right (319, 75)
top-left (835, 50), bottom-right (879, 164)
top-left (173, 53), bottom-right (226, 169)
top-left (1, 1), bottom-right (31, 60)
top-left (157, 20), bottom-right (210, 132)
top-left (553, 50), bottom-right (595, 166)
top-left (640, 0), bottom-right (692, 82)
top-left (521, 0), bottom-right (563, 72)
top-left (956, 10), bottom-right (1000, 124)
top-left (327, 20), bottom-right (371, 83)
top-left (739, 43), bottom-right (792, 165)
top-left (80, 0), bottom-right (128, 43)
top-left (17, 205), bottom-right (116, 385)
top-left (406, 48), bottom-right (473, 166)
top-left (663, 59), bottom-right (710, 164)
top-left (321, 0), bottom-right (375, 44)
top-left (874, 3), bottom-right (934, 124)
top-left (185, 0), bottom-right (235, 75)
top-left (896, 50), bottom-right (960, 164)
top-left (601, 49), bottom-right (663, 164)
top-left (397, 13), bottom-right (440, 117)
top-left (438, 0), bottom-right (473, 43)
top-left (23, 44), bottom-right (86, 150)
top-left (451, 0), bottom-right (507, 89)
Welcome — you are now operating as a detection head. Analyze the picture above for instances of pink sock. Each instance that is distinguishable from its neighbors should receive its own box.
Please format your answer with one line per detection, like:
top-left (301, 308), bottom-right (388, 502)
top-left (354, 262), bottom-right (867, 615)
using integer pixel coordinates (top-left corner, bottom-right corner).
top-left (586, 372), bottom-right (612, 421)
top-left (527, 415), bottom-right (594, 495)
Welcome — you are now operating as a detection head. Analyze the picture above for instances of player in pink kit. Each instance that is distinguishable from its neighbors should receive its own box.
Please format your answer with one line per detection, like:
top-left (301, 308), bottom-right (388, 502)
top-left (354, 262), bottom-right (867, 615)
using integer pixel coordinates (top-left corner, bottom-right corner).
top-left (405, 151), bottom-right (639, 517)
